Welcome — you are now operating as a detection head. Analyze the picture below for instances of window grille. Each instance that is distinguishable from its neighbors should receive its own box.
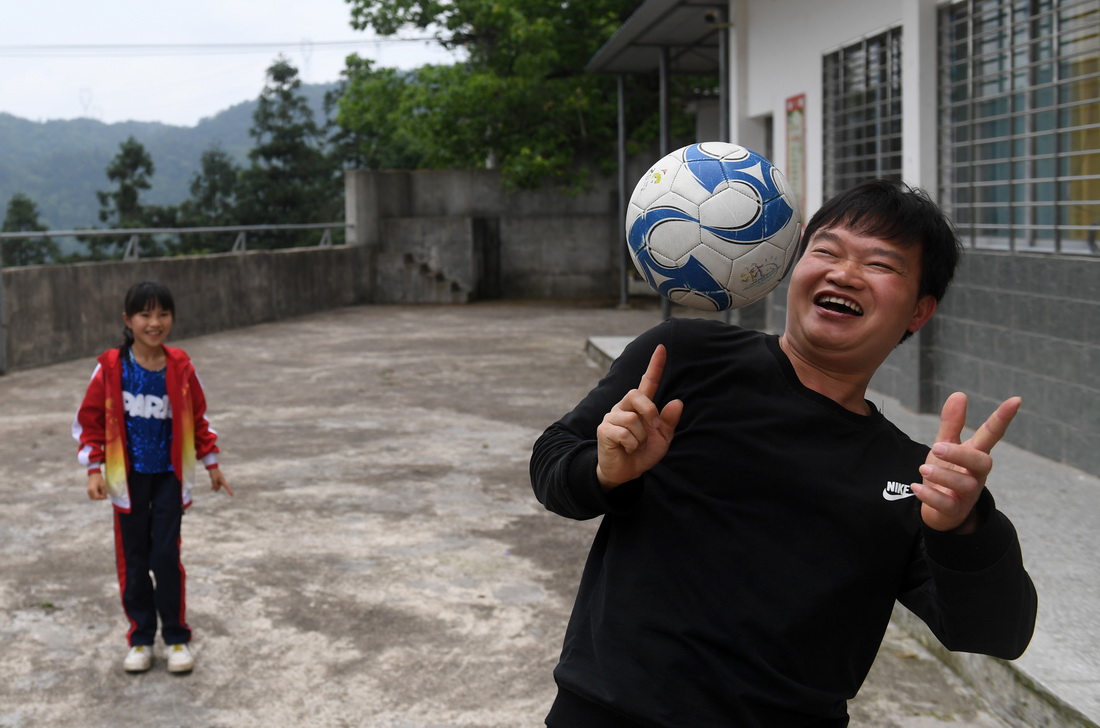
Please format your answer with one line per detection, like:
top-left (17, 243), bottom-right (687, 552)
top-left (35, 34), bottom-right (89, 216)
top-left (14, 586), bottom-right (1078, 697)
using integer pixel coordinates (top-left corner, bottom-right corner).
top-left (939, 0), bottom-right (1100, 254)
top-left (822, 27), bottom-right (905, 199)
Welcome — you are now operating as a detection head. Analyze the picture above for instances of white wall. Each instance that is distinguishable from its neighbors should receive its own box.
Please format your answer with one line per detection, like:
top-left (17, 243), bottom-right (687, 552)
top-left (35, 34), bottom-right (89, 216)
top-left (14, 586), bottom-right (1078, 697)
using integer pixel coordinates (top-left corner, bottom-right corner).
top-left (729, 0), bottom-right (908, 215)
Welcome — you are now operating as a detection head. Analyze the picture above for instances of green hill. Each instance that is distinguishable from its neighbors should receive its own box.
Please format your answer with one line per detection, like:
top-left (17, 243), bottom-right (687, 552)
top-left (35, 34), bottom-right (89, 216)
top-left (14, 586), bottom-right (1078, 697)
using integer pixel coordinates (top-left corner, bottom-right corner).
top-left (0, 83), bottom-right (338, 231)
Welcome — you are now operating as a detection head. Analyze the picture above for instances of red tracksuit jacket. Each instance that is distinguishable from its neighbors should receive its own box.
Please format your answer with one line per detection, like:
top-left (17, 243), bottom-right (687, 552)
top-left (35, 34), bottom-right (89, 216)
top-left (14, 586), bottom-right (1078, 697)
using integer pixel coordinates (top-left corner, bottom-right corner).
top-left (72, 345), bottom-right (220, 511)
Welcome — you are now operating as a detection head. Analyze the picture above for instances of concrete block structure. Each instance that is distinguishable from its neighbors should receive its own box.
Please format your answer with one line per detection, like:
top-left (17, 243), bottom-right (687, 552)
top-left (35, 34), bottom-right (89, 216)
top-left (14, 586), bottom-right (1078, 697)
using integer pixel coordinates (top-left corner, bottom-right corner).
top-left (345, 168), bottom-right (619, 302)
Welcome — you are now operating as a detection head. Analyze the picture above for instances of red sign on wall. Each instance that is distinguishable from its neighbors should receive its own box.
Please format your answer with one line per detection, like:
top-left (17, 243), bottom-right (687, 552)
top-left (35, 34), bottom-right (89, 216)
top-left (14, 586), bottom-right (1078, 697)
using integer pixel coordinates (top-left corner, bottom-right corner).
top-left (786, 94), bottom-right (806, 222)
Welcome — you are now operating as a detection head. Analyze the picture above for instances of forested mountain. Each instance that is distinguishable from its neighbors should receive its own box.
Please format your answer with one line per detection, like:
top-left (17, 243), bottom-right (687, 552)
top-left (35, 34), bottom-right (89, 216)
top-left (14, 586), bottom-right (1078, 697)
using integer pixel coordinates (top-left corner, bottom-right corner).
top-left (0, 83), bottom-right (337, 231)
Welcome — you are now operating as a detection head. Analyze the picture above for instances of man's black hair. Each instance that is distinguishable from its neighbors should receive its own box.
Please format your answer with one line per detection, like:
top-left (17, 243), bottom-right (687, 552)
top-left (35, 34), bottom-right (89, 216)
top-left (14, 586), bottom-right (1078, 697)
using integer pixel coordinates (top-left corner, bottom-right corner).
top-left (800, 179), bottom-right (962, 304)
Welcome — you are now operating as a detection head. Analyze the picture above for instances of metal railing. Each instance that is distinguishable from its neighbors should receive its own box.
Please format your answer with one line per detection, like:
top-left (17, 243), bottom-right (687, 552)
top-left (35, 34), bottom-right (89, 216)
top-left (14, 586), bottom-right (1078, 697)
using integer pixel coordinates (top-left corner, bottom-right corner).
top-left (0, 222), bottom-right (349, 259)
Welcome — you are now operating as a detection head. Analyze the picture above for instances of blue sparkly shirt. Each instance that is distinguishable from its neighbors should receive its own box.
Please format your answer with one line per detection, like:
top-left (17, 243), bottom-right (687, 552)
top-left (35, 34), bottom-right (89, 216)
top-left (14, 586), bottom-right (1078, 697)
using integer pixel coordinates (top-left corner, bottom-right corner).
top-left (122, 348), bottom-right (173, 473)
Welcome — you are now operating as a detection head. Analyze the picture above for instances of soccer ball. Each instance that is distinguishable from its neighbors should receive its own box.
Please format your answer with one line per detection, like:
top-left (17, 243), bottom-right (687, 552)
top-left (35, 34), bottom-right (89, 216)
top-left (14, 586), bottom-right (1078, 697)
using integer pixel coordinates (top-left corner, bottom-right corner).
top-left (625, 142), bottom-right (802, 311)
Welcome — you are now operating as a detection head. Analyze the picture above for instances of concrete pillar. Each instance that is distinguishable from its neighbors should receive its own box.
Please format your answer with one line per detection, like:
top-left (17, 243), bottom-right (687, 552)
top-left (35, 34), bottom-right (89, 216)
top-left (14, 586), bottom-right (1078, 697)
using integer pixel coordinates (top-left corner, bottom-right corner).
top-left (727, 0), bottom-right (765, 153)
top-left (344, 169), bottom-right (378, 248)
top-left (902, 0), bottom-right (939, 192)
top-left (901, 0), bottom-right (941, 414)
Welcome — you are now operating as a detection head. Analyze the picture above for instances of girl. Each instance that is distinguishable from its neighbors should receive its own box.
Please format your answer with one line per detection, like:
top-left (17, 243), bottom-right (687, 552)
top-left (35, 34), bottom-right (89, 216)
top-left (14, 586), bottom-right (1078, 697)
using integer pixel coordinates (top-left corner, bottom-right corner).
top-left (72, 280), bottom-right (232, 674)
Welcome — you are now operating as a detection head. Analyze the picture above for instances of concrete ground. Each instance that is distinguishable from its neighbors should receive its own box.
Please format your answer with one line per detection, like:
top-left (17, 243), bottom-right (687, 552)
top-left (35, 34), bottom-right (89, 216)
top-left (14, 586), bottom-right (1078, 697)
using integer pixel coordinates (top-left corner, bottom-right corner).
top-left (0, 300), bottom-right (1049, 727)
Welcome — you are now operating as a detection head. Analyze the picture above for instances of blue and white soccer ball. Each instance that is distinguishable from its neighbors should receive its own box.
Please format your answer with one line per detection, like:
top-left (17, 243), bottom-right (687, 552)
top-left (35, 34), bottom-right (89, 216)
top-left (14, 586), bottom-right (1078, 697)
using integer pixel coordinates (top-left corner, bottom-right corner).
top-left (625, 142), bottom-right (802, 311)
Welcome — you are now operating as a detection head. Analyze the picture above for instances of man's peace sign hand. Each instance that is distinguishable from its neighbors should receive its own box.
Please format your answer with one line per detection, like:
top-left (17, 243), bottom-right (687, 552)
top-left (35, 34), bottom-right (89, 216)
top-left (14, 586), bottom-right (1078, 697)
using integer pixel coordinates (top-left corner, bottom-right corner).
top-left (913, 392), bottom-right (1021, 533)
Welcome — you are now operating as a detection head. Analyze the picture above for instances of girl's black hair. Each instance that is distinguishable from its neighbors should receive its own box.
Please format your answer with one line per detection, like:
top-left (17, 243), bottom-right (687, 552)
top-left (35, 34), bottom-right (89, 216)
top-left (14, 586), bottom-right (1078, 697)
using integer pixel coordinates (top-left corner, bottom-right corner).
top-left (121, 280), bottom-right (176, 350)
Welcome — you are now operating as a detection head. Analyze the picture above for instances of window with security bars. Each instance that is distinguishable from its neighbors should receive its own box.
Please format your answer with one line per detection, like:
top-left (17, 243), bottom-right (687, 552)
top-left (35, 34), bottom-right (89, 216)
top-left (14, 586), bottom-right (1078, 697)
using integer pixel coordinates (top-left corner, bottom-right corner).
top-left (822, 27), bottom-right (904, 199)
top-left (939, 0), bottom-right (1100, 254)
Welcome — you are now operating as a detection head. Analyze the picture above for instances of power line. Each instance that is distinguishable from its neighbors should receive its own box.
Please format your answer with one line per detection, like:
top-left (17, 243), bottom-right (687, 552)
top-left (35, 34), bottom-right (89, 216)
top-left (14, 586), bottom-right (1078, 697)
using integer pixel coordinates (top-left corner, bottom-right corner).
top-left (0, 38), bottom-right (441, 58)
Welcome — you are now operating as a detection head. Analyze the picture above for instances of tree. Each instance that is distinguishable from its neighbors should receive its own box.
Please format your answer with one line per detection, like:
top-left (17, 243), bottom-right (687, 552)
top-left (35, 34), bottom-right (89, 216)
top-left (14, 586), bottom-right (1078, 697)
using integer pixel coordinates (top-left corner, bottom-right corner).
top-left (338, 0), bottom-right (704, 191)
top-left (2, 193), bottom-right (59, 266)
top-left (324, 55), bottom-right (388, 171)
top-left (91, 136), bottom-right (164, 258)
top-left (334, 58), bottom-right (426, 171)
top-left (97, 136), bottom-right (155, 228)
top-left (236, 57), bottom-right (341, 248)
top-left (177, 146), bottom-right (242, 253)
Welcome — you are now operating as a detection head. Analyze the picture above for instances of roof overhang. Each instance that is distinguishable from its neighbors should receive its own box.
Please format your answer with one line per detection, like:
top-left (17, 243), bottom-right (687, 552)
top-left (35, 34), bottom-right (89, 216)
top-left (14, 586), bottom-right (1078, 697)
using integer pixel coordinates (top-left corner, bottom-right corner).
top-left (586, 0), bottom-right (727, 75)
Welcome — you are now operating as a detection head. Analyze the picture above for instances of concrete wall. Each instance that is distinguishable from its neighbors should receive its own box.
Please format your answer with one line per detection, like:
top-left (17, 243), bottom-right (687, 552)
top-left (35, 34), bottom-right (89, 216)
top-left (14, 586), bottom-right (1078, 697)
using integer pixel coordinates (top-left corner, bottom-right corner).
top-left (1, 245), bottom-right (369, 372)
top-left (1, 167), bottom-right (620, 374)
top-left (347, 168), bottom-right (619, 301)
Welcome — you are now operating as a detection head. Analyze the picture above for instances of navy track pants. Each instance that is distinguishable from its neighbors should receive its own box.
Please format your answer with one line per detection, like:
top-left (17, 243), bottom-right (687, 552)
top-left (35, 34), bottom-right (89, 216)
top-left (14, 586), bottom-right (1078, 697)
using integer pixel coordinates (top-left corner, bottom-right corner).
top-left (113, 471), bottom-right (191, 646)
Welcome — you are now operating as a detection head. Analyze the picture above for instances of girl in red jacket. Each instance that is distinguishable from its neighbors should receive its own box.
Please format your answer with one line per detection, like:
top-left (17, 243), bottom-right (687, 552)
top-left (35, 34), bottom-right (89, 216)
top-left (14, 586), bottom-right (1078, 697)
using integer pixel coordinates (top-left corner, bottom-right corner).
top-left (72, 280), bottom-right (232, 674)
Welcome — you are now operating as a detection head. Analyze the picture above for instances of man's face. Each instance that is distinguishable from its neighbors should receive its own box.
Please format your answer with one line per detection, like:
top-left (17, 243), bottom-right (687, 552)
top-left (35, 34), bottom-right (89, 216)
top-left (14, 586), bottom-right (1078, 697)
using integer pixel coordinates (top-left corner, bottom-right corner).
top-left (783, 224), bottom-right (936, 371)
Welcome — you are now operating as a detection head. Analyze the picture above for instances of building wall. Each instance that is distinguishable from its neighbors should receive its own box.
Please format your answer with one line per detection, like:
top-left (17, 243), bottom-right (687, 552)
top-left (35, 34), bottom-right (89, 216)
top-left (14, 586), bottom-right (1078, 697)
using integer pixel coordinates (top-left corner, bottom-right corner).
top-left (733, 0), bottom-right (909, 212)
top-left (731, 0), bottom-right (1098, 474)
top-left (926, 251), bottom-right (1100, 475)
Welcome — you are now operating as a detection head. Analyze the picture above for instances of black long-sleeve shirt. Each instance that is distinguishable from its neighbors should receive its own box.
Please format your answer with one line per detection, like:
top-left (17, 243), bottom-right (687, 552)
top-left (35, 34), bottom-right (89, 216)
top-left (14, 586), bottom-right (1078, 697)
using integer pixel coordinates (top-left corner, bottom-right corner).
top-left (531, 317), bottom-right (1037, 727)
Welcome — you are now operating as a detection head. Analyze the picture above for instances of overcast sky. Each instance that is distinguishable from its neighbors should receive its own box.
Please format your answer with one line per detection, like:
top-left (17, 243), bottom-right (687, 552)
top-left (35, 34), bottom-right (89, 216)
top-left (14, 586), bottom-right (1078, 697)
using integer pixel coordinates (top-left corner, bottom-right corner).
top-left (0, 0), bottom-right (461, 127)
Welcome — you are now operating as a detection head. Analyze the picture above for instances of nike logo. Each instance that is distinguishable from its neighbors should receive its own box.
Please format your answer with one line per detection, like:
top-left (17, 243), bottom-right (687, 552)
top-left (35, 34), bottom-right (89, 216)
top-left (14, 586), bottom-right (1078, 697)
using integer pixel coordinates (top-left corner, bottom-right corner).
top-left (882, 481), bottom-right (916, 501)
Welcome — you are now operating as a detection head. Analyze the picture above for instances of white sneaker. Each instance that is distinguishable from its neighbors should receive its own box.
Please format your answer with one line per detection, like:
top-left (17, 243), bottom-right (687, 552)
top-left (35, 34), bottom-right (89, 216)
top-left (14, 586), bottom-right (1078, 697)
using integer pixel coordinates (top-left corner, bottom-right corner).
top-left (123, 645), bottom-right (153, 673)
top-left (166, 643), bottom-right (194, 673)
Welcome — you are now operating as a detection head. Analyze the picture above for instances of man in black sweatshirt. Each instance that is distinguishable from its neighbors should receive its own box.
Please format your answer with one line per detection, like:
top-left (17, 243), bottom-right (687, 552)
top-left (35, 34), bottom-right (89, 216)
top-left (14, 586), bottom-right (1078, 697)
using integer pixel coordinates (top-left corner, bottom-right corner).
top-left (530, 180), bottom-right (1037, 727)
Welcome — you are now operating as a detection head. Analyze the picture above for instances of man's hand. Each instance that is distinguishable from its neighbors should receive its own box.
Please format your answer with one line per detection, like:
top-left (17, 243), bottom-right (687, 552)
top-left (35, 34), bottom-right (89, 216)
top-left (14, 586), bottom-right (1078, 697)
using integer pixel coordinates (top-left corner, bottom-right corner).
top-left (209, 467), bottom-right (234, 497)
top-left (86, 471), bottom-right (107, 500)
top-left (914, 392), bottom-right (1021, 533)
top-left (595, 345), bottom-right (683, 491)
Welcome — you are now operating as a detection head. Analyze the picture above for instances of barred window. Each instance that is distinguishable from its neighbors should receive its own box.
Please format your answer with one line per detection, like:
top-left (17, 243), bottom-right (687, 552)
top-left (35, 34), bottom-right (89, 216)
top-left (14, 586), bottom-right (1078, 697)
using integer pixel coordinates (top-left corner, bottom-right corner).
top-left (822, 27), bottom-right (905, 199)
top-left (939, 0), bottom-right (1100, 254)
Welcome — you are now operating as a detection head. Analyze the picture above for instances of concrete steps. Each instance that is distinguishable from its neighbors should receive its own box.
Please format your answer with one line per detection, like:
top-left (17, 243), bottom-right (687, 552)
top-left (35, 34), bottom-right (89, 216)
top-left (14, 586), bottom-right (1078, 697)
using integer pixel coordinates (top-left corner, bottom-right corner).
top-left (375, 251), bottom-right (469, 304)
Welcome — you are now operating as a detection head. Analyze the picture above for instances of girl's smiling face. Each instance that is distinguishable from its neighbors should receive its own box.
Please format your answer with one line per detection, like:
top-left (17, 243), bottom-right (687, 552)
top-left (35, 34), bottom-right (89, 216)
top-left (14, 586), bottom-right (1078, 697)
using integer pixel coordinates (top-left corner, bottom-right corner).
top-left (124, 304), bottom-right (173, 354)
